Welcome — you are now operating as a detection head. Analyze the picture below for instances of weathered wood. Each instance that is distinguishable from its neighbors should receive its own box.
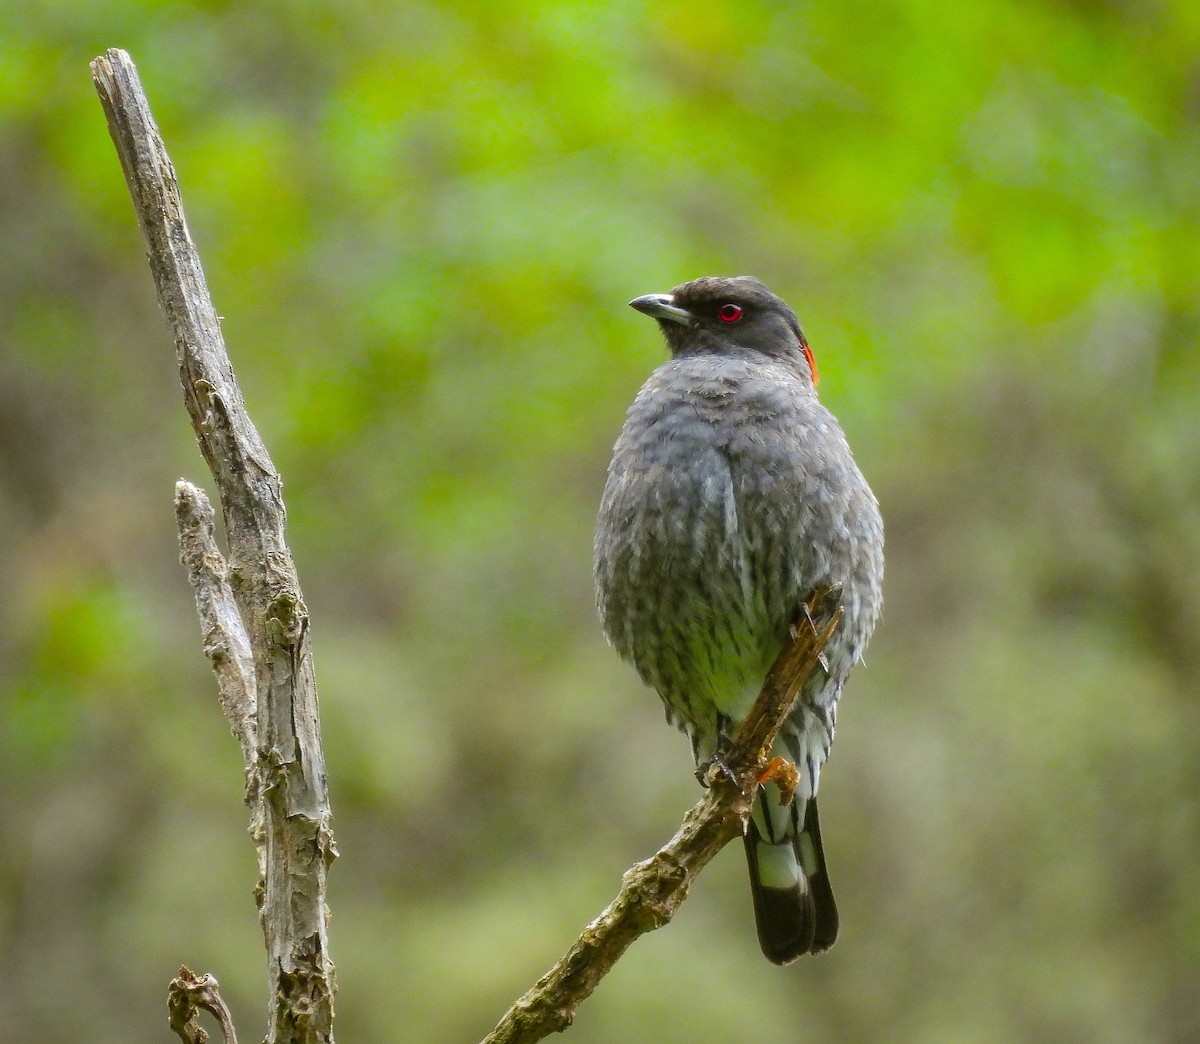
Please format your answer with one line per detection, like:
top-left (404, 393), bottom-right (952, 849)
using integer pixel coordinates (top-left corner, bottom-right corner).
top-left (91, 48), bottom-right (336, 1044)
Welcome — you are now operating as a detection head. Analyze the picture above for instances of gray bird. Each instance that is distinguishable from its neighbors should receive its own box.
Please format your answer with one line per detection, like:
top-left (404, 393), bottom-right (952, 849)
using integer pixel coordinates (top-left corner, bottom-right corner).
top-left (594, 275), bottom-right (884, 963)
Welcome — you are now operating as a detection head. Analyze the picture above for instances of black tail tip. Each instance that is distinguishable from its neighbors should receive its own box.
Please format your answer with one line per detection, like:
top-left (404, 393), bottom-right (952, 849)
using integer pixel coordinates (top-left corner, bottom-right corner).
top-left (756, 891), bottom-right (838, 963)
top-left (755, 885), bottom-right (817, 965)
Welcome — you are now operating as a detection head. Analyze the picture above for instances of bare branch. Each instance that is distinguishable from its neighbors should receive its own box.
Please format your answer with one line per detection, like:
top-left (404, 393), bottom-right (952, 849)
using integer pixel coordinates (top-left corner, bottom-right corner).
top-left (91, 48), bottom-right (336, 1043)
top-left (174, 479), bottom-right (267, 882)
top-left (168, 966), bottom-right (240, 1044)
top-left (174, 481), bottom-right (257, 766)
top-left (482, 596), bottom-right (843, 1044)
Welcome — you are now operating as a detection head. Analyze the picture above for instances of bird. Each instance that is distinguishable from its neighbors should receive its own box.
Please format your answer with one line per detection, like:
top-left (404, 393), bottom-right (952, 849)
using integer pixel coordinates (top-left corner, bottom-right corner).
top-left (593, 275), bottom-right (883, 963)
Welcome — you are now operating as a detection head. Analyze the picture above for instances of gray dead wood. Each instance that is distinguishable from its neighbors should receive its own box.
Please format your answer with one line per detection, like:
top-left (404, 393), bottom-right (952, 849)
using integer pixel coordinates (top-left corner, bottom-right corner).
top-left (90, 47), bottom-right (336, 1044)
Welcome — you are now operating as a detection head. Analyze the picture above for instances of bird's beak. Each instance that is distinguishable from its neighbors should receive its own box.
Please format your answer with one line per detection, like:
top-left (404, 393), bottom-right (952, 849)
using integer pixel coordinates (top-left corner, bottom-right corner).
top-left (629, 293), bottom-right (692, 325)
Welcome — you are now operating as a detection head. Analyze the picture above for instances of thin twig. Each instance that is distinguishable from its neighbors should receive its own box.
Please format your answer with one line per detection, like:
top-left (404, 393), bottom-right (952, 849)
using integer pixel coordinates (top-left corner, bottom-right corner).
top-left (481, 598), bottom-right (843, 1044)
top-left (168, 966), bottom-right (240, 1044)
top-left (91, 48), bottom-right (336, 1044)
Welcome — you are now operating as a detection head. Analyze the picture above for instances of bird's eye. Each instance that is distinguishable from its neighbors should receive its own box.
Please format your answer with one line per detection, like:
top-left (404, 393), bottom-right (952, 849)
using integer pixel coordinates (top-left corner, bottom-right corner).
top-left (717, 303), bottom-right (743, 323)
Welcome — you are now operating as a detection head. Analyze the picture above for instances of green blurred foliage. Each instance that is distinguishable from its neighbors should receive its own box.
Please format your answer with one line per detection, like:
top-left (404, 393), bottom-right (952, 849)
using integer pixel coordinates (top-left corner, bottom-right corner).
top-left (2, 1), bottom-right (1199, 1040)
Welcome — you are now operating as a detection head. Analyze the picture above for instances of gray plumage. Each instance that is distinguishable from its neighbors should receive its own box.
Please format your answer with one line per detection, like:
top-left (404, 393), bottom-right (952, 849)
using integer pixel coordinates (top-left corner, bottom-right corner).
top-left (594, 276), bottom-right (883, 963)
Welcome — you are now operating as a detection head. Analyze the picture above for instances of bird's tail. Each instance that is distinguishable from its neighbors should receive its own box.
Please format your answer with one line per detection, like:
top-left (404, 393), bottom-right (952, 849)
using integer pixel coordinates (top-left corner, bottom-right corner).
top-left (743, 786), bottom-right (838, 963)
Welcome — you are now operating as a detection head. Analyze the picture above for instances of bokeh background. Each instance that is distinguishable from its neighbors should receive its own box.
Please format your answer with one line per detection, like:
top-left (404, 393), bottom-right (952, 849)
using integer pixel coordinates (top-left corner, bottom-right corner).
top-left (3, 2), bottom-right (1199, 1041)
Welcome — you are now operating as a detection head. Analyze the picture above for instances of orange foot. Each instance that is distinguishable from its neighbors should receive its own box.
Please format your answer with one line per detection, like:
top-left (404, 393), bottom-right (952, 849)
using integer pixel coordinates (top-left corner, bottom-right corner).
top-left (756, 755), bottom-right (800, 805)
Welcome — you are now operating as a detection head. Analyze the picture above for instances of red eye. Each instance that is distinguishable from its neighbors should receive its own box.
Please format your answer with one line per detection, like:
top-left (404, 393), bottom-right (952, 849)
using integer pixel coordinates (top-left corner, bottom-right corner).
top-left (717, 303), bottom-right (743, 323)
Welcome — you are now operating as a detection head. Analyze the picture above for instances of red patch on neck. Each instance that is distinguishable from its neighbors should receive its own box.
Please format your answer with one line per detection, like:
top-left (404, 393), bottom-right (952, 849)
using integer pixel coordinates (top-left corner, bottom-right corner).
top-left (801, 339), bottom-right (819, 386)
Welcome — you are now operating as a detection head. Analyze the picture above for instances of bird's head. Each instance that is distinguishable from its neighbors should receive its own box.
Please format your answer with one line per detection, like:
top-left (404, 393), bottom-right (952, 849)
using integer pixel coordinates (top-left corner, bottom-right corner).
top-left (629, 276), bottom-right (818, 386)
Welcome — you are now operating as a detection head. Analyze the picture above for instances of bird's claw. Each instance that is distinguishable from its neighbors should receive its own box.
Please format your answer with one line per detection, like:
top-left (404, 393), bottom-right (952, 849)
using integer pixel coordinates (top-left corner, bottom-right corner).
top-left (809, 581), bottom-right (843, 619)
top-left (696, 720), bottom-right (739, 787)
top-left (697, 751), bottom-right (740, 788)
top-left (794, 582), bottom-right (843, 675)
top-left (756, 755), bottom-right (801, 805)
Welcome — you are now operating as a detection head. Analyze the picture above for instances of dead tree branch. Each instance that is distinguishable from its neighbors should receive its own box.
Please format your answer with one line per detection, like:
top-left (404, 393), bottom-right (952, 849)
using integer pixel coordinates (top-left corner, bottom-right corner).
top-left (90, 48), bottom-right (336, 1044)
top-left (481, 595), bottom-right (843, 1044)
top-left (168, 966), bottom-right (240, 1044)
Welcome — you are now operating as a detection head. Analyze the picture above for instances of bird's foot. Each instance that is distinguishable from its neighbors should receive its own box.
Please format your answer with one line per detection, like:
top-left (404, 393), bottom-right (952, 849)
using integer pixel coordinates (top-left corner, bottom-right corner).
top-left (795, 582), bottom-right (843, 675)
top-left (696, 751), bottom-right (740, 789)
top-left (695, 721), bottom-right (739, 788)
top-left (808, 581), bottom-right (843, 620)
top-left (756, 755), bottom-right (801, 805)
